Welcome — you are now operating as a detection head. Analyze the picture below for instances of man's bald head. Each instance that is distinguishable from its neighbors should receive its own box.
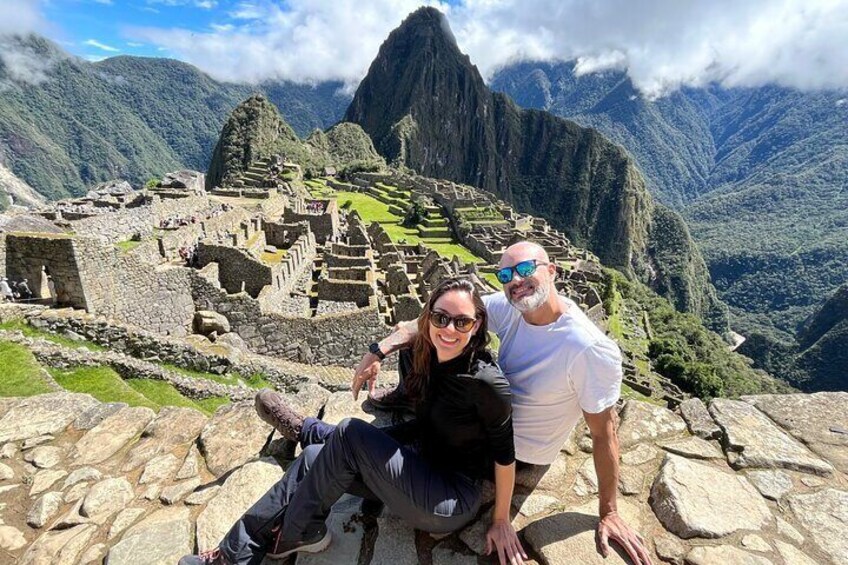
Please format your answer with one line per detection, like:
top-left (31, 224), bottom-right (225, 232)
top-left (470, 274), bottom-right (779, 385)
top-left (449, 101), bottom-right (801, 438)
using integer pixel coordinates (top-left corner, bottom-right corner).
top-left (500, 241), bottom-right (550, 269)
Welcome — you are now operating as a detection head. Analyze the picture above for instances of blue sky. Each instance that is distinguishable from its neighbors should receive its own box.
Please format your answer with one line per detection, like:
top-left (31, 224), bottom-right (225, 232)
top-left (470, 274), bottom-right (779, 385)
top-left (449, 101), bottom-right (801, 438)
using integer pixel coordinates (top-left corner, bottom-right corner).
top-left (45, 1), bottom-right (245, 62)
top-left (6, 0), bottom-right (847, 95)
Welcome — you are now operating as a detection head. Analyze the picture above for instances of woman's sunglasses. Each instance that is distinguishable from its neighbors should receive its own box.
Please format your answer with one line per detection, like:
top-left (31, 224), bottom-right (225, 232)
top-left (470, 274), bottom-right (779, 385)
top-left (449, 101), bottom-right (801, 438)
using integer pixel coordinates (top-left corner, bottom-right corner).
top-left (495, 259), bottom-right (548, 285)
top-left (429, 311), bottom-right (477, 333)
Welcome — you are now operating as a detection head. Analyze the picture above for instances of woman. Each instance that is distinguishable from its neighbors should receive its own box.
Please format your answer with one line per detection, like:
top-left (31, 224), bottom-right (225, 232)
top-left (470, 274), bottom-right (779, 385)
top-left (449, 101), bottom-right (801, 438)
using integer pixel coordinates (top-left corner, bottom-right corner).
top-left (180, 278), bottom-right (526, 565)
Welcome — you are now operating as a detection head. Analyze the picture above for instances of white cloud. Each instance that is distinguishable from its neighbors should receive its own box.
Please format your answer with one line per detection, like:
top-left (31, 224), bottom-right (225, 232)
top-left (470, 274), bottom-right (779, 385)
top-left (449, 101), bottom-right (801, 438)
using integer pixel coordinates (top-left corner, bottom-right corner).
top-left (0, 0), bottom-right (61, 85)
top-left (195, 1), bottom-right (217, 9)
top-left (450, 0), bottom-right (848, 97)
top-left (128, 0), bottom-right (448, 86)
top-left (93, 0), bottom-right (113, 5)
top-left (84, 39), bottom-right (120, 52)
top-left (126, 41), bottom-right (144, 47)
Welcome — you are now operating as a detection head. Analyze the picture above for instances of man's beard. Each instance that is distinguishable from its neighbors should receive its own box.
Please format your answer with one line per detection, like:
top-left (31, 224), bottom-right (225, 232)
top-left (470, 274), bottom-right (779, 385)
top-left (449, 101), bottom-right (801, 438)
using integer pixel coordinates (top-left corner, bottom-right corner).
top-left (507, 281), bottom-right (550, 313)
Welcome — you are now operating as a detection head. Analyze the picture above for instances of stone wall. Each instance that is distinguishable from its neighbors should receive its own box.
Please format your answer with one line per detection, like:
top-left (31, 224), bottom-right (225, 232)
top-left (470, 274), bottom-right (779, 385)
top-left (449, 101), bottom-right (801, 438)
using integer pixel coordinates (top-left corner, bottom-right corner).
top-left (282, 200), bottom-right (339, 243)
top-left (72, 238), bottom-right (195, 336)
top-left (3, 234), bottom-right (88, 308)
top-left (262, 220), bottom-right (308, 249)
top-left (197, 243), bottom-right (271, 298)
top-left (68, 195), bottom-right (213, 244)
top-left (327, 267), bottom-right (371, 282)
top-left (325, 252), bottom-right (371, 269)
top-left (316, 279), bottom-right (375, 307)
top-left (190, 272), bottom-right (387, 365)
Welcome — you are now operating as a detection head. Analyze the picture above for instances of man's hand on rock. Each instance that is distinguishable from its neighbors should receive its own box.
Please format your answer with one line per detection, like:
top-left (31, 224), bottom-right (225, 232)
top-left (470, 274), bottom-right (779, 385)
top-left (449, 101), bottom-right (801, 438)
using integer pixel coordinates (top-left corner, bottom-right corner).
top-left (352, 352), bottom-right (381, 400)
top-left (597, 511), bottom-right (653, 565)
top-left (485, 518), bottom-right (527, 565)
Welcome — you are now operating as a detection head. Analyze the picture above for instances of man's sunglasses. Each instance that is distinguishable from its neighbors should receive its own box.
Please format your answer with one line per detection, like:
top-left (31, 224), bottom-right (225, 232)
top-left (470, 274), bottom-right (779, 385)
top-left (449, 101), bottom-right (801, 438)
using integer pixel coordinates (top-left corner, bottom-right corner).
top-left (429, 310), bottom-right (477, 333)
top-left (495, 259), bottom-right (548, 285)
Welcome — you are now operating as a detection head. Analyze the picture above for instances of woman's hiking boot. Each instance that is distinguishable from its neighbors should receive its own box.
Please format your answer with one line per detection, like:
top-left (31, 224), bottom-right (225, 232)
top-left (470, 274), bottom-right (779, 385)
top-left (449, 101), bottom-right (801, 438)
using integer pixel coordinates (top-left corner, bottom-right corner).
top-left (254, 389), bottom-right (304, 442)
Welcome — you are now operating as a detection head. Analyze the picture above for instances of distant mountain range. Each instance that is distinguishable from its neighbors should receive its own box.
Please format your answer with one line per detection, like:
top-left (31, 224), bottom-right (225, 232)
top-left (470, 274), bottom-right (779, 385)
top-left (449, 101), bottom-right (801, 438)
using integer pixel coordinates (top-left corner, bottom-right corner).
top-left (490, 61), bottom-right (848, 391)
top-left (0, 34), bottom-right (348, 203)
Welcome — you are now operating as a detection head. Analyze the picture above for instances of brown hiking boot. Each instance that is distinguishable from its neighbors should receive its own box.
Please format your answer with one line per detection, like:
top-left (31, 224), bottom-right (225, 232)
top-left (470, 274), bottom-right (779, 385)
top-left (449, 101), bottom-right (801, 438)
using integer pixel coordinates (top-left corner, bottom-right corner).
top-left (254, 389), bottom-right (304, 442)
top-left (367, 386), bottom-right (414, 413)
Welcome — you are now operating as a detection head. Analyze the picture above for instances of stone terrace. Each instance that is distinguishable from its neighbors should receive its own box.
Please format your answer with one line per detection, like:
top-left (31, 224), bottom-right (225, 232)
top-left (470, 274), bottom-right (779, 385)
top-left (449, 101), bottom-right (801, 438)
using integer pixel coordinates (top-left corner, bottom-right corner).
top-left (0, 390), bottom-right (845, 564)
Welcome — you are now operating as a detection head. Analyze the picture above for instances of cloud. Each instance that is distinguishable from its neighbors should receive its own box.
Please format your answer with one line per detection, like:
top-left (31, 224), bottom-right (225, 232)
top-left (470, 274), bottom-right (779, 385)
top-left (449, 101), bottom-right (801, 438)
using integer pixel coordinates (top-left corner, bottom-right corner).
top-left (0, 0), bottom-right (62, 86)
top-left (449, 0), bottom-right (848, 97)
top-left (126, 41), bottom-right (144, 47)
top-left (84, 39), bottom-right (120, 52)
top-left (9, 0), bottom-right (841, 97)
top-left (128, 0), bottom-right (448, 86)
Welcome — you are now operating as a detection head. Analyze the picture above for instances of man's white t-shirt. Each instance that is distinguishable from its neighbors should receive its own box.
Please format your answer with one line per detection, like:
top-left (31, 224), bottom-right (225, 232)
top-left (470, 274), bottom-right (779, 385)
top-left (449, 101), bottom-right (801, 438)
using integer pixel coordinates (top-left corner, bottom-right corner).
top-left (483, 292), bottom-right (623, 465)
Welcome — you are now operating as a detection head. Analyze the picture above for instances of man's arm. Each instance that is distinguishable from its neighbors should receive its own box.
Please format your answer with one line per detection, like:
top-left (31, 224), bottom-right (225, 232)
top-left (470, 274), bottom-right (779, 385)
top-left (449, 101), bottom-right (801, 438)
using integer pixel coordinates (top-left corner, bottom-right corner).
top-left (583, 408), bottom-right (653, 565)
top-left (351, 320), bottom-right (418, 399)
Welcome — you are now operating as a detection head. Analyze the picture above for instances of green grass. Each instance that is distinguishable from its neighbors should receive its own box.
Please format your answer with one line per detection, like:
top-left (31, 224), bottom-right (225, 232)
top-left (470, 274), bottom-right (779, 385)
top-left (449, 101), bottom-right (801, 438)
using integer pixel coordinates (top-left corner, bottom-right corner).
top-left (115, 240), bottom-right (142, 253)
top-left (50, 365), bottom-right (158, 409)
top-left (0, 319), bottom-right (104, 351)
top-left (331, 191), bottom-right (486, 264)
top-left (126, 378), bottom-right (228, 415)
top-left (0, 341), bottom-right (53, 397)
top-left (162, 363), bottom-right (271, 390)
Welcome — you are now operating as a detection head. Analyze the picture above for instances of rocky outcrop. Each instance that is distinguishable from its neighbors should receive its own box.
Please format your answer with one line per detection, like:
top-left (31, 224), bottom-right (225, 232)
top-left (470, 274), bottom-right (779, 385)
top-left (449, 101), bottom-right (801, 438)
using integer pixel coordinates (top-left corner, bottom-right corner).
top-left (0, 390), bottom-right (845, 564)
top-left (344, 7), bottom-right (726, 328)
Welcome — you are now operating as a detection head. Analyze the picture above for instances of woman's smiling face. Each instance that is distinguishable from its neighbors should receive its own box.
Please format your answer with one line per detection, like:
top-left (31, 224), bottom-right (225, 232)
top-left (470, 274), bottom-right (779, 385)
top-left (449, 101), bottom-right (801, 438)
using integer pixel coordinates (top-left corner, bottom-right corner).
top-left (428, 289), bottom-right (480, 362)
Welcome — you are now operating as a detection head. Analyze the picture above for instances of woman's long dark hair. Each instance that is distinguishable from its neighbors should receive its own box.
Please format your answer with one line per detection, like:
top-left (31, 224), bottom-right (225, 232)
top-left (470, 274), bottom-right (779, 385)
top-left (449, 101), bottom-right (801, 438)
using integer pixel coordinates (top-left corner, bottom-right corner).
top-left (406, 277), bottom-right (490, 403)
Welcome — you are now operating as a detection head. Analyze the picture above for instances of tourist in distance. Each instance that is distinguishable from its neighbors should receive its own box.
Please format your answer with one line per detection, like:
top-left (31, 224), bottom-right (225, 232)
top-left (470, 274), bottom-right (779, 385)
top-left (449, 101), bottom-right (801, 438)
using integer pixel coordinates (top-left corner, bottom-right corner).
top-left (355, 241), bottom-right (654, 565)
top-left (180, 278), bottom-right (523, 565)
top-left (0, 277), bottom-right (13, 302)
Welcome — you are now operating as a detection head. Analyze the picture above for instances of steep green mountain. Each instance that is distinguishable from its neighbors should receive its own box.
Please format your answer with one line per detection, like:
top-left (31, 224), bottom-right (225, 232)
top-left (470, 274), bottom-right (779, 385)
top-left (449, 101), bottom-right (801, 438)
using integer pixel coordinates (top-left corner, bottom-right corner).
top-left (344, 7), bottom-right (726, 329)
top-left (738, 285), bottom-right (848, 392)
top-left (491, 60), bottom-right (848, 390)
top-left (0, 34), bottom-right (348, 200)
top-left (207, 94), bottom-right (383, 186)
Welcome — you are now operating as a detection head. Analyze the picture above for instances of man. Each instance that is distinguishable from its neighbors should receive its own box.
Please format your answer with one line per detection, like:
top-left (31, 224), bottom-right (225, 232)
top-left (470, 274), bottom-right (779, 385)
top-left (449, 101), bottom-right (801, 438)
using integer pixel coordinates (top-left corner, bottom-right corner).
top-left (353, 241), bottom-right (652, 565)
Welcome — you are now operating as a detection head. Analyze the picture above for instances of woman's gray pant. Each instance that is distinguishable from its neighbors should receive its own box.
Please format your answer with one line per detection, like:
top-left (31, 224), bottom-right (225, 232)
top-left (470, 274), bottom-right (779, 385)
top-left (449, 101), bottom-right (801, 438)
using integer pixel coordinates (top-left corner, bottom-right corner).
top-left (218, 417), bottom-right (482, 565)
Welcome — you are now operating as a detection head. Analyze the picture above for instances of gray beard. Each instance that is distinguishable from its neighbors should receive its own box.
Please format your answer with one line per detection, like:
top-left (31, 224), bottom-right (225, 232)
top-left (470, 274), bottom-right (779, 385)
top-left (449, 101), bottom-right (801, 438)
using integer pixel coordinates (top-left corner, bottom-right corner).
top-left (508, 282), bottom-right (550, 313)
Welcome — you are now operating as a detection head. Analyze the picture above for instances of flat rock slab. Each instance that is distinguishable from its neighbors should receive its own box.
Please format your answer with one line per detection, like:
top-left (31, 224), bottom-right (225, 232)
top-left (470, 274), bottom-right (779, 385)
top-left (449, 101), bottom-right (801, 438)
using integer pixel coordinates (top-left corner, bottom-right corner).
top-left (30, 469), bottom-right (67, 496)
top-left (787, 488), bottom-right (848, 564)
top-left (199, 401), bottom-right (273, 478)
top-left (773, 540), bottom-right (819, 565)
top-left (432, 546), bottom-right (478, 565)
top-left (513, 493), bottom-right (561, 517)
top-left (617, 400), bottom-right (686, 448)
top-left (196, 458), bottom-right (284, 551)
top-left (139, 453), bottom-right (180, 485)
top-left (176, 444), bottom-right (202, 480)
top-left (298, 495), bottom-right (364, 565)
top-left (122, 406), bottom-right (208, 472)
top-left (19, 523), bottom-right (96, 565)
top-left (685, 545), bottom-right (774, 565)
top-left (650, 454), bottom-right (771, 539)
top-left (81, 477), bottom-right (135, 524)
top-left (109, 507), bottom-right (147, 539)
top-left (72, 402), bottom-right (126, 431)
top-left (63, 467), bottom-right (102, 490)
top-left (660, 437), bottom-right (724, 460)
top-left (321, 391), bottom-right (396, 427)
top-left (743, 392), bottom-right (848, 474)
top-left (72, 406), bottom-right (155, 466)
top-left (26, 491), bottom-right (63, 528)
top-left (107, 507), bottom-right (193, 565)
top-left (23, 446), bottom-right (64, 469)
top-left (620, 444), bottom-right (659, 466)
top-left (523, 499), bottom-right (642, 564)
top-left (746, 470), bottom-right (793, 501)
top-left (0, 393), bottom-right (98, 443)
top-left (372, 512), bottom-right (419, 564)
top-left (709, 399), bottom-right (834, 476)
top-left (288, 383), bottom-right (332, 417)
top-left (0, 524), bottom-right (27, 551)
top-left (160, 477), bottom-right (201, 505)
top-left (678, 398), bottom-right (721, 440)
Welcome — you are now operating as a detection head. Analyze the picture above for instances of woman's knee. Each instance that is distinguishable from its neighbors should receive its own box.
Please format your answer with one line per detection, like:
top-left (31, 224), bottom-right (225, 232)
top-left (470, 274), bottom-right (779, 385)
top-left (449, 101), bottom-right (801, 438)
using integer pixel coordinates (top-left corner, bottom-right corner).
top-left (335, 417), bottom-right (371, 441)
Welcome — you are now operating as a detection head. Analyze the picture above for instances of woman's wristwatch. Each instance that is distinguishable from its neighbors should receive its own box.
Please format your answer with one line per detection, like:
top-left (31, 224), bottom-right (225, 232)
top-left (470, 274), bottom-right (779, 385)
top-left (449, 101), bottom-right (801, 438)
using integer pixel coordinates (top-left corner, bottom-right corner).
top-left (368, 342), bottom-right (386, 361)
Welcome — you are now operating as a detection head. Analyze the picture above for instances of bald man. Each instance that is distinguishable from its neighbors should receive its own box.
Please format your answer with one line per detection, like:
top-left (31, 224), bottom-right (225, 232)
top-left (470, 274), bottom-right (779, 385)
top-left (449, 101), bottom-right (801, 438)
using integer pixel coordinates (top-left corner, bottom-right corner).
top-left (353, 241), bottom-right (653, 565)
